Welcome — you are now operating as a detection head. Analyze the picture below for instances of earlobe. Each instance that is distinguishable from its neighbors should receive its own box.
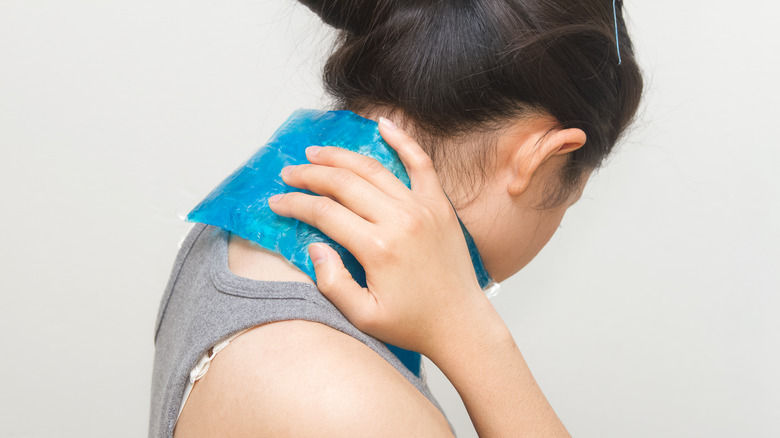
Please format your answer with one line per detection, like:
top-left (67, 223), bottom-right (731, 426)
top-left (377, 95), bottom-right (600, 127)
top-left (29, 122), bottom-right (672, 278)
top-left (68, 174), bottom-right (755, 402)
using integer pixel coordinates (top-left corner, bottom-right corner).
top-left (506, 172), bottom-right (532, 197)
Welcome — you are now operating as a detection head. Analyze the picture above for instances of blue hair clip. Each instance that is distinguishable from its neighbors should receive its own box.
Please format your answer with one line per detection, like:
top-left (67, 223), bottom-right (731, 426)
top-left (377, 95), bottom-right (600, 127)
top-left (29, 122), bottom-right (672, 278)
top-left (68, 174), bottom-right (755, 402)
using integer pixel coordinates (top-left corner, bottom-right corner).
top-left (613, 0), bottom-right (622, 65)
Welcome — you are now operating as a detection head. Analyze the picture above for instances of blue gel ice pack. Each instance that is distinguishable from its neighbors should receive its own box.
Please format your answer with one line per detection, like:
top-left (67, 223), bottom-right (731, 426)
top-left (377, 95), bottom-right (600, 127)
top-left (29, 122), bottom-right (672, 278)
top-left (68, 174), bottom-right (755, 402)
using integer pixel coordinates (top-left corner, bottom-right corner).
top-left (187, 108), bottom-right (497, 376)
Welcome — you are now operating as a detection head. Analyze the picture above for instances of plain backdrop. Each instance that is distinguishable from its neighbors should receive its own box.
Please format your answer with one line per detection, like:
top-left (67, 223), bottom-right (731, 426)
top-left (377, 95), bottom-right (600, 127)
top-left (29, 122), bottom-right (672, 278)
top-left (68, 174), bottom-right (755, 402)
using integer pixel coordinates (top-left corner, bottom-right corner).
top-left (1, 1), bottom-right (778, 437)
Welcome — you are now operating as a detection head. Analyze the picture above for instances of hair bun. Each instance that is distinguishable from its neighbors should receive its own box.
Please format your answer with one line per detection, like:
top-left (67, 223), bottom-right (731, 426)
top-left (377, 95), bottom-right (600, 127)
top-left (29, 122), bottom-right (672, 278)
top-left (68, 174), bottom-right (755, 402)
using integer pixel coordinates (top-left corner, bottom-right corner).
top-left (298, 0), bottom-right (398, 35)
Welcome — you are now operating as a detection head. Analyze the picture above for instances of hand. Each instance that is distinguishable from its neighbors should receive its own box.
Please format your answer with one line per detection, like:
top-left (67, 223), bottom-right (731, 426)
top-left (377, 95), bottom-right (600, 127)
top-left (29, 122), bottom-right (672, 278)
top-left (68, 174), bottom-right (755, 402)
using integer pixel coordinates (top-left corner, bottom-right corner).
top-left (269, 118), bottom-right (571, 437)
top-left (267, 117), bottom-right (486, 357)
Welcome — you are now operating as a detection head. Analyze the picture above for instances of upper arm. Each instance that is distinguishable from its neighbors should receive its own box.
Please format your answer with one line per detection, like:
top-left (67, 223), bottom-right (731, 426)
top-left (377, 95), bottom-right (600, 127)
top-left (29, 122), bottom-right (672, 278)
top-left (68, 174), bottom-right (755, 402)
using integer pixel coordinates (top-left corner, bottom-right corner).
top-left (174, 320), bottom-right (453, 438)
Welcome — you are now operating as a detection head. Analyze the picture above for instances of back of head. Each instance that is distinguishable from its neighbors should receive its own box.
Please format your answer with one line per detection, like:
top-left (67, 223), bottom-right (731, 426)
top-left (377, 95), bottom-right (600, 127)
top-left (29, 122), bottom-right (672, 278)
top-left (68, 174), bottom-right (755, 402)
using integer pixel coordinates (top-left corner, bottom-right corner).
top-left (299, 0), bottom-right (643, 208)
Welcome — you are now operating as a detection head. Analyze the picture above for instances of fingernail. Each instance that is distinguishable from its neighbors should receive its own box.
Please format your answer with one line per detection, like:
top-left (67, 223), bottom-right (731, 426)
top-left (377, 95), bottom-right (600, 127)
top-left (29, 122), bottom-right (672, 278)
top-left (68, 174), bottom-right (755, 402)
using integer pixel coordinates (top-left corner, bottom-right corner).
top-left (281, 166), bottom-right (293, 177)
top-left (309, 244), bottom-right (326, 266)
top-left (268, 193), bottom-right (284, 204)
top-left (306, 146), bottom-right (321, 157)
top-left (379, 116), bottom-right (397, 130)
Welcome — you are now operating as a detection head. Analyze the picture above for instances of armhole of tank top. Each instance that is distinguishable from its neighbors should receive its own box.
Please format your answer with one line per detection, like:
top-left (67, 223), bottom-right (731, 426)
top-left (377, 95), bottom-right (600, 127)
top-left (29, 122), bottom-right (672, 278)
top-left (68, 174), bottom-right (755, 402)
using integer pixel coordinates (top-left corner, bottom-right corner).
top-left (172, 227), bottom-right (449, 430)
top-left (174, 327), bottom-right (251, 428)
top-left (209, 228), bottom-right (430, 384)
top-left (174, 326), bottom-right (434, 428)
top-left (174, 329), bottom-right (452, 436)
top-left (208, 227), bottom-right (322, 302)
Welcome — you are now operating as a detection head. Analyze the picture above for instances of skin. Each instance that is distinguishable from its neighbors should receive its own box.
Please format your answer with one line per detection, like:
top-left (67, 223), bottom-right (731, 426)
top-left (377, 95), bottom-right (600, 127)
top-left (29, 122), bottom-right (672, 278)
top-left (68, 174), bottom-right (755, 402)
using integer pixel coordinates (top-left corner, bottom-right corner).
top-left (175, 113), bottom-right (589, 437)
top-left (439, 115), bottom-right (590, 282)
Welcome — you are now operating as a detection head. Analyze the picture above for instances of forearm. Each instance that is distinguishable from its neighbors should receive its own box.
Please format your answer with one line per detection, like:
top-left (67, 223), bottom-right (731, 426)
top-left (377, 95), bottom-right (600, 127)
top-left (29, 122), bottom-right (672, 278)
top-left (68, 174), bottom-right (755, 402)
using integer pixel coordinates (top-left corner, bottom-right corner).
top-left (429, 294), bottom-right (570, 438)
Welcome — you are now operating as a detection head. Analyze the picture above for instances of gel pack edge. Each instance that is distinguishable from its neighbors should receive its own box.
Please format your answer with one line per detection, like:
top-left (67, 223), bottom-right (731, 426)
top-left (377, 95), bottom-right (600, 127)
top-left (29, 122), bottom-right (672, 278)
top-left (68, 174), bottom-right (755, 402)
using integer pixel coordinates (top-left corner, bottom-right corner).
top-left (186, 108), bottom-right (499, 376)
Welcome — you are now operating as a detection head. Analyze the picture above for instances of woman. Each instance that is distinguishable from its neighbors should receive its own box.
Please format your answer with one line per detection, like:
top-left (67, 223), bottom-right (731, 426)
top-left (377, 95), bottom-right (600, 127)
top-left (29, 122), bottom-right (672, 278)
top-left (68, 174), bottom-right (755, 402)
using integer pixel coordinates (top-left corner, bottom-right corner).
top-left (151, 0), bottom-right (643, 436)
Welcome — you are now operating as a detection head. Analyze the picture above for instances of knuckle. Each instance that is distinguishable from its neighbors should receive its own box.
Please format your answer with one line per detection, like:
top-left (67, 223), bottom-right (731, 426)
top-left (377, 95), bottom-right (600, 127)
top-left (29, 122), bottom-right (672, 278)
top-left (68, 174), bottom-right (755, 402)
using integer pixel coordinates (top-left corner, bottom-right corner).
top-left (363, 157), bottom-right (386, 177)
top-left (396, 208), bottom-right (424, 233)
top-left (310, 197), bottom-right (334, 220)
top-left (331, 168), bottom-right (353, 188)
top-left (369, 235), bottom-right (393, 259)
top-left (413, 152), bottom-right (434, 171)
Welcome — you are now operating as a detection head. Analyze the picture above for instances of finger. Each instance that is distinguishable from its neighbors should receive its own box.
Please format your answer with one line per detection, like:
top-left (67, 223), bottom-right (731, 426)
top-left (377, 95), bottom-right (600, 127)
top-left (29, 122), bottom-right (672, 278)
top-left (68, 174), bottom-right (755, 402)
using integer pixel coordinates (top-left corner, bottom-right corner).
top-left (377, 117), bottom-right (446, 198)
top-left (304, 145), bottom-right (411, 200)
top-left (280, 163), bottom-right (397, 223)
top-left (268, 192), bottom-right (376, 257)
top-left (308, 243), bottom-right (378, 330)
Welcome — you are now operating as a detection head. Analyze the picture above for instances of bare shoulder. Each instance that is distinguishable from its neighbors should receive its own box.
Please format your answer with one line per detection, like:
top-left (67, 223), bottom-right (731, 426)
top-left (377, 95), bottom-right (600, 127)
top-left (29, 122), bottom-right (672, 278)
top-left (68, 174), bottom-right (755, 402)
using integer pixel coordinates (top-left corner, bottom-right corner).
top-left (175, 320), bottom-right (453, 438)
top-left (226, 233), bottom-right (315, 284)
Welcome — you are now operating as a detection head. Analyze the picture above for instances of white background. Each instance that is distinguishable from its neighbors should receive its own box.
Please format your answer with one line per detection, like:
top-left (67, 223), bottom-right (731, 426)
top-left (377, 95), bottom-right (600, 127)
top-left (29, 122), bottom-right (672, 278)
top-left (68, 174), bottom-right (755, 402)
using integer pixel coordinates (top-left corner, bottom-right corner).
top-left (1, 1), bottom-right (777, 437)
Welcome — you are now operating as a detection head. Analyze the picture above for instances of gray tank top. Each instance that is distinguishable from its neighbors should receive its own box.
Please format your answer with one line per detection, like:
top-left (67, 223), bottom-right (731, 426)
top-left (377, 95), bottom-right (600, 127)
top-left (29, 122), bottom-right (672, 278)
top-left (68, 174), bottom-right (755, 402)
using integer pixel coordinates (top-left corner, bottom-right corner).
top-left (149, 223), bottom-right (451, 437)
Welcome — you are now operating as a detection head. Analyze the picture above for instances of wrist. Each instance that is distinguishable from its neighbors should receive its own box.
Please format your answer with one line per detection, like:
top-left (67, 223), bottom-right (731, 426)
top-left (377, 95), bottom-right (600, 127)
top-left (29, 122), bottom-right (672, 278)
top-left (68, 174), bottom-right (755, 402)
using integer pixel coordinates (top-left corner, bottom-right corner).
top-left (425, 288), bottom-right (513, 367)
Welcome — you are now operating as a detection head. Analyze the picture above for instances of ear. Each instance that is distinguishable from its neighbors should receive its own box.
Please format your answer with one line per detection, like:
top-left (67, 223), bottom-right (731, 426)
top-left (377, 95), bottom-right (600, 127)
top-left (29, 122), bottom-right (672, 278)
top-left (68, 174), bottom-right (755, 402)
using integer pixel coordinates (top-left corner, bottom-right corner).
top-left (506, 127), bottom-right (587, 197)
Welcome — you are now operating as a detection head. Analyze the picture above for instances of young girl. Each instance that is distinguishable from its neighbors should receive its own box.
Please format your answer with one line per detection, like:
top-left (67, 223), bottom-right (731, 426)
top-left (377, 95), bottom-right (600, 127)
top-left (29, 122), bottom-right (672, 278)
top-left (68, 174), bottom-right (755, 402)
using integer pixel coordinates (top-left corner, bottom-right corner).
top-left (151, 1), bottom-right (643, 436)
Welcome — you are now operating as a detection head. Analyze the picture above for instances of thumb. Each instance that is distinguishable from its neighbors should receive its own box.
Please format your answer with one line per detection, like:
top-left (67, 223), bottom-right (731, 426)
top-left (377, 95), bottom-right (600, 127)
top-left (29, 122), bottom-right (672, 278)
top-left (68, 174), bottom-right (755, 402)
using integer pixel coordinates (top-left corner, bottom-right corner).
top-left (308, 243), bottom-right (376, 325)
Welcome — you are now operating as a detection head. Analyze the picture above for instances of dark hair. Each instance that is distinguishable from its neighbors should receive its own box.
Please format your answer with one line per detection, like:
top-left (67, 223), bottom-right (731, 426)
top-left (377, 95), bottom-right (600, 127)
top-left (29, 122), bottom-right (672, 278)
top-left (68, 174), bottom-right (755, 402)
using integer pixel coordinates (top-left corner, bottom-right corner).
top-left (299, 0), bottom-right (643, 208)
